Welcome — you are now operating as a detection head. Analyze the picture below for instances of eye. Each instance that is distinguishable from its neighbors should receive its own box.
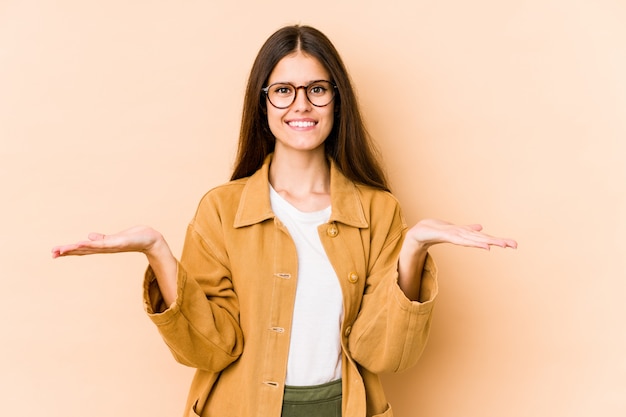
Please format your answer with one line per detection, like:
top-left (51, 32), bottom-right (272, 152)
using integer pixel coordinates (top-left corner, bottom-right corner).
top-left (272, 84), bottom-right (294, 96)
top-left (308, 84), bottom-right (328, 96)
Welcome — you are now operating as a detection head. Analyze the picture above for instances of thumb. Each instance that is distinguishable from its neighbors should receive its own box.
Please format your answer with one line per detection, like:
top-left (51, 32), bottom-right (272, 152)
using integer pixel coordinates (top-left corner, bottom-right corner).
top-left (87, 232), bottom-right (106, 241)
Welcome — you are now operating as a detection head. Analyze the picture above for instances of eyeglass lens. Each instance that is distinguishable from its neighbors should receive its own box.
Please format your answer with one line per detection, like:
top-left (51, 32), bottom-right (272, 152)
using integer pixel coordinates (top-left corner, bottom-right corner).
top-left (264, 80), bottom-right (335, 109)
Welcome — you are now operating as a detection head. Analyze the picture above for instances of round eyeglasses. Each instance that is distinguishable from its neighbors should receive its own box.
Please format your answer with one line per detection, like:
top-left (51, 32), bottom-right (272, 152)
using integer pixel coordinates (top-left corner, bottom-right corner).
top-left (262, 80), bottom-right (337, 109)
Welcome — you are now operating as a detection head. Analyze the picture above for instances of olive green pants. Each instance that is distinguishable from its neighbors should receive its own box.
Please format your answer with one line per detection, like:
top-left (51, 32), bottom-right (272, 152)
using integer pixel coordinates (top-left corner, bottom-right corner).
top-left (281, 379), bottom-right (342, 417)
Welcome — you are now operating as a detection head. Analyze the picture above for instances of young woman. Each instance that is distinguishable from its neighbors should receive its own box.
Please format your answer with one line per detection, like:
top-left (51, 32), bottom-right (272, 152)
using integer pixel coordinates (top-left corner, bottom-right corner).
top-left (52, 25), bottom-right (516, 417)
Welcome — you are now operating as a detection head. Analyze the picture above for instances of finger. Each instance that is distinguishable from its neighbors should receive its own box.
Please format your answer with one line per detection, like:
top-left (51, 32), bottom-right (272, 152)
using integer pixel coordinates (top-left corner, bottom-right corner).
top-left (503, 238), bottom-right (518, 249)
top-left (458, 230), bottom-right (509, 249)
top-left (51, 243), bottom-right (82, 257)
top-left (475, 233), bottom-right (517, 249)
top-left (454, 237), bottom-right (491, 250)
top-left (463, 228), bottom-right (512, 246)
top-left (446, 232), bottom-right (492, 250)
top-left (483, 237), bottom-right (517, 249)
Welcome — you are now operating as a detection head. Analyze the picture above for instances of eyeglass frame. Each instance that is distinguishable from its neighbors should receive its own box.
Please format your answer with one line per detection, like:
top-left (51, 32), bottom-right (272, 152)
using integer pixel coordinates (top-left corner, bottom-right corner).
top-left (261, 80), bottom-right (338, 109)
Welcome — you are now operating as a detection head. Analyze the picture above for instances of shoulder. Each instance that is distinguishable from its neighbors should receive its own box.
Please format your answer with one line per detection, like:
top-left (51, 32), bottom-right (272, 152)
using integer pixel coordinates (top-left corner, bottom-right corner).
top-left (354, 184), bottom-right (402, 212)
top-left (192, 178), bottom-right (249, 221)
top-left (359, 184), bottom-right (407, 230)
top-left (200, 178), bottom-right (249, 203)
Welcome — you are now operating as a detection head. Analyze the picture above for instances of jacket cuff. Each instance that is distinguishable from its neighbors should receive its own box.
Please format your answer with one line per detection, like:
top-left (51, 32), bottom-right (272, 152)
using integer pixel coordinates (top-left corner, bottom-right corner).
top-left (142, 264), bottom-right (183, 324)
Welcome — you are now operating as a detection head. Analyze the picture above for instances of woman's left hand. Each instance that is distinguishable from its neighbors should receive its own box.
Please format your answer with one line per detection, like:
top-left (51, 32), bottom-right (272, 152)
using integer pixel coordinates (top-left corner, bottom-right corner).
top-left (405, 219), bottom-right (518, 252)
top-left (398, 219), bottom-right (517, 301)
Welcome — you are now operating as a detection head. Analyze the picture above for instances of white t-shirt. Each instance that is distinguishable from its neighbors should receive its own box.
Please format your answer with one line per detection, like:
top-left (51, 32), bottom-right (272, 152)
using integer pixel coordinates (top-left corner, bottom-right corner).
top-left (269, 185), bottom-right (344, 386)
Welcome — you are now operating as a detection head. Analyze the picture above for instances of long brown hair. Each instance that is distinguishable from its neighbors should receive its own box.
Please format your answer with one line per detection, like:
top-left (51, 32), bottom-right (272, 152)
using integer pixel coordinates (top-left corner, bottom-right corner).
top-left (231, 25), bottom-right (390, 192)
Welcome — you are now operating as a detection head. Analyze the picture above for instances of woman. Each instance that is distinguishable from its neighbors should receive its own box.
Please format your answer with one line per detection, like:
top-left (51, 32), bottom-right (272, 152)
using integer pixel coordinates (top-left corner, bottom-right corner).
top-left (52, 25), bottom-right (516, 417)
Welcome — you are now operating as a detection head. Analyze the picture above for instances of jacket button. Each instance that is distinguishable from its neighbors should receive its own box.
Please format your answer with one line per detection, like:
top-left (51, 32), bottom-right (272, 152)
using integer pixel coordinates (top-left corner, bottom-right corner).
top-left (344, 326), bottom-right (352, 337)
top-left (348, 272), bottom-right (359, 283)
top-left (270, 327), bottom-right (285, 333)
top-left (327, 224), bottom-right (339, 237)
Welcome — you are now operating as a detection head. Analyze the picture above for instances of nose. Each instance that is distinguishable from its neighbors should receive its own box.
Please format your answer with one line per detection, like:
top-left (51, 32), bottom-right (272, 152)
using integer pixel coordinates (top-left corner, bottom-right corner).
top-left (292, 86), bottom-right (312, 110)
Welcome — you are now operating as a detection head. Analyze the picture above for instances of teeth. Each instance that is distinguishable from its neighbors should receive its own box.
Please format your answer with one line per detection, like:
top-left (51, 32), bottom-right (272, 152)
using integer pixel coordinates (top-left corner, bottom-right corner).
top-left (288, 121), bottom-right (316, 128)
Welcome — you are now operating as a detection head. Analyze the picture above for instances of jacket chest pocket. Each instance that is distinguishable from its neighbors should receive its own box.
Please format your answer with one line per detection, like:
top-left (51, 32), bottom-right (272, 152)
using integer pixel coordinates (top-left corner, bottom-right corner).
top-left (319, 223), bottom-right (367, 321)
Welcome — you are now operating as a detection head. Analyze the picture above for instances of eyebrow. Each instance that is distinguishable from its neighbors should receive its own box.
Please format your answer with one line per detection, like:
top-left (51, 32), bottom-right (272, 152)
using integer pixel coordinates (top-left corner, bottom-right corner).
top-left (267, 79), bottom-right (330, 86)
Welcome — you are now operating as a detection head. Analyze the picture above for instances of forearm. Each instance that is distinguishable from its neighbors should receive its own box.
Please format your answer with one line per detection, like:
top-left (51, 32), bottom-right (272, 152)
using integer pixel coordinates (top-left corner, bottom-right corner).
top-left (144, 235), bottom-right (178, 307)
top-left (397, 239), bottom-right (430, 301)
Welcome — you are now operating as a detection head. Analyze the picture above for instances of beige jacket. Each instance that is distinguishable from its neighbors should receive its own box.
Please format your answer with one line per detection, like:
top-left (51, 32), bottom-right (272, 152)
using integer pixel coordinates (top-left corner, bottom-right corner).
top-left (143, 155), bottom-right (438, 417)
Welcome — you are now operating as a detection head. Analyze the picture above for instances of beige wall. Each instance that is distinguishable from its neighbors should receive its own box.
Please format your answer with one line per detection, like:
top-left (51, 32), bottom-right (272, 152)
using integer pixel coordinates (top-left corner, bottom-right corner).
top-left (1, 1), bottom-right (624, 416)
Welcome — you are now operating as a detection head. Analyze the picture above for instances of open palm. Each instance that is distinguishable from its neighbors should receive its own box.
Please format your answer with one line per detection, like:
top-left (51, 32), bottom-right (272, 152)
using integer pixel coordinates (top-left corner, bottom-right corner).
top-left (407, 219), bottom-right (517, 251)
top-left (51, 226), bottom-right (161, 258)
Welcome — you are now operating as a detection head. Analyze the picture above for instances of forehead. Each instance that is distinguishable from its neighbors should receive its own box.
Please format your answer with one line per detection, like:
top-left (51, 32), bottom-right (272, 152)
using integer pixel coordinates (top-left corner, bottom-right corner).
top-left (268, 52), bottom-right (330, 84)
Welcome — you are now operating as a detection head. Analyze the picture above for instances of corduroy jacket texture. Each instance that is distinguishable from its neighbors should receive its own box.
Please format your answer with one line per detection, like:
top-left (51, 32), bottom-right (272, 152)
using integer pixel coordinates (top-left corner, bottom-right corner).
top-left (143, 155), bottom-right (438, 417)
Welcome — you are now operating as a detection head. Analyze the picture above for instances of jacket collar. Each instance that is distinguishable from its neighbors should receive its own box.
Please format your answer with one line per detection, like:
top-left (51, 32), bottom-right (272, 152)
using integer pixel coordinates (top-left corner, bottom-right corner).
top-left (233, 154), bottom-right (368, 229)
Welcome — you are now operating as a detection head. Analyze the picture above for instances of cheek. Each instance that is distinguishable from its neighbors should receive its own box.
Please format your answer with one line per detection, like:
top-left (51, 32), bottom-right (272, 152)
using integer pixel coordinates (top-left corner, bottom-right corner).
top-left (322, 109), bottom-right (335, 131)
top-left (266, 108), bottom-right (284, 136)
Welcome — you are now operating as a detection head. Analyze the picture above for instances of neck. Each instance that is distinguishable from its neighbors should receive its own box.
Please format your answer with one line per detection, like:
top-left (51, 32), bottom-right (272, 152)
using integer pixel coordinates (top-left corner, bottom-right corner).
top-left (269, 148), bottom-right (331, 211)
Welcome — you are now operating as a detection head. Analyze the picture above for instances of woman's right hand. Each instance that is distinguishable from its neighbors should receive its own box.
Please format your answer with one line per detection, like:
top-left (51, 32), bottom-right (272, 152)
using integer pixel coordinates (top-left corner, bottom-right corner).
top-left (51, 226), bottom-right (162, 258)
top-left (52, 226), bottom-right (179, 306)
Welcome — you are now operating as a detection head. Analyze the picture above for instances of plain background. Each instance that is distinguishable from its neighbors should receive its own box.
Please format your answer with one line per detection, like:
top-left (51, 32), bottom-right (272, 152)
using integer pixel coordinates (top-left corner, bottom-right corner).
top-left (1, 1), bottom-right (624, 416)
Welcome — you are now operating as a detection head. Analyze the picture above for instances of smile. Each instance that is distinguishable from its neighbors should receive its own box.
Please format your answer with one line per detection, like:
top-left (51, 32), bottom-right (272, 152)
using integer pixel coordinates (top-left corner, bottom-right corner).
top-left (287, 120), bottom-right (317, 128)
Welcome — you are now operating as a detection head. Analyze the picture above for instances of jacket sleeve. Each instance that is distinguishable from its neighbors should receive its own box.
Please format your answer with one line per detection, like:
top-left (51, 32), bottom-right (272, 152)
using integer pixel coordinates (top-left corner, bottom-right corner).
top-left (143, 202), bottom-right (243, 373)
top-left (348, 201), bottom-right (438, 374)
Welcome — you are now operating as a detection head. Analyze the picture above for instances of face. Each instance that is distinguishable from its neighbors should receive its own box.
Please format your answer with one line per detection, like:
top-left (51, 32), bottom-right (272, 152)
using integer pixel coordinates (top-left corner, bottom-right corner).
top-left (265, 52), bottom-right (335, 156)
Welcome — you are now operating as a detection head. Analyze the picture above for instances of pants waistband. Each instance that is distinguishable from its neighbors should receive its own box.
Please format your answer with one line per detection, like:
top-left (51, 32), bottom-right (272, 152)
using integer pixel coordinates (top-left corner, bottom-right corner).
top-left (283, 379), bottom-right (342, 403)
